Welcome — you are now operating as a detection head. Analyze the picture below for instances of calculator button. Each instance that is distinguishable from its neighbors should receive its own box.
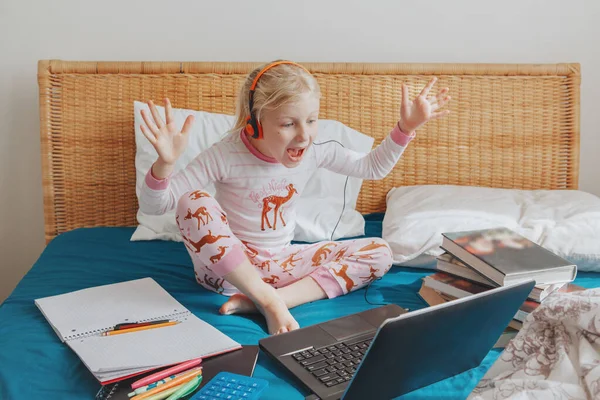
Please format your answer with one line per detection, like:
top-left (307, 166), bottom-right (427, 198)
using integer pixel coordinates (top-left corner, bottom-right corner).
top-left (190, 372), bottom-right (267, 400)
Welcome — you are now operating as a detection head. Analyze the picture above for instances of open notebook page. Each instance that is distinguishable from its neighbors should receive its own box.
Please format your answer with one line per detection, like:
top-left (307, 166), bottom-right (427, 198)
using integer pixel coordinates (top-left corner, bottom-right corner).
top-left (68, 316), bottom-right (241, 373)
top-left (35, 278), bottom-right (187, 342)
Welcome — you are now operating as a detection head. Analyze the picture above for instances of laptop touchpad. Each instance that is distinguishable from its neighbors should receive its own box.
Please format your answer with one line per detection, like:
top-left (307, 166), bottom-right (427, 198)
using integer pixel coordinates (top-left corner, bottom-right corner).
top-left (319, 315), bottom-right (376, 341)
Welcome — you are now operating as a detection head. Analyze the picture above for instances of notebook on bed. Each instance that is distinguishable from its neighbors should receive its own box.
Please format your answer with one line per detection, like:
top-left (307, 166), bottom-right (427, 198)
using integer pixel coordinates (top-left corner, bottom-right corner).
top-left (34, 277), bottom-right (241, 384)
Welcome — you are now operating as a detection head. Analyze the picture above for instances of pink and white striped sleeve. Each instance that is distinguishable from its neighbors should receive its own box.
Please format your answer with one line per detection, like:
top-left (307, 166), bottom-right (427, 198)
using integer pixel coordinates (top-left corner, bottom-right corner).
top-left (314, 123), bottom-right (415, 180)
top-left (139, 144), bottom-right (227, 215)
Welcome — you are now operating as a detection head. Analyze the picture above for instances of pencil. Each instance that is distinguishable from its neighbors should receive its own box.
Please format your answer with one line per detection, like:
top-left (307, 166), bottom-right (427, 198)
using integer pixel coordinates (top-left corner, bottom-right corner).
top-left (128, 367), bottom-right (203, 397)
top-left (102, 321), bottom-right (179, 336)
top-left (143, 376), bottom-right (202, 400)
top-left (131, 357), bottom-right (202, 389)
top-left (140, 385), bottom-right (180, 400)
top-left (165, 375), bottom-right (202, 400)
top-left (131, 369), bottom-right (202, 400)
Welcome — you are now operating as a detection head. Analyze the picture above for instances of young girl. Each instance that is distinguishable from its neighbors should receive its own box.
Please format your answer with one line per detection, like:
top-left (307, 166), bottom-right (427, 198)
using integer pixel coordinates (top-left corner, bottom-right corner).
top-left (139, 60), bottom-right (450, 335)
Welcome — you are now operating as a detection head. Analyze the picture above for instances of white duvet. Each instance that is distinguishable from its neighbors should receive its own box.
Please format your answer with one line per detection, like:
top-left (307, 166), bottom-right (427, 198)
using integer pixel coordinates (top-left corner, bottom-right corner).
top-left (469, 289), bottom-right (600, 400)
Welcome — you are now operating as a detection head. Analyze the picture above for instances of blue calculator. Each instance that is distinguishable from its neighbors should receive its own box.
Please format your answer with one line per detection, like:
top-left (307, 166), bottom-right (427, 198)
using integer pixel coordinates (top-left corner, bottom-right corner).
top-left (189, 371), bottom-right (269, 400)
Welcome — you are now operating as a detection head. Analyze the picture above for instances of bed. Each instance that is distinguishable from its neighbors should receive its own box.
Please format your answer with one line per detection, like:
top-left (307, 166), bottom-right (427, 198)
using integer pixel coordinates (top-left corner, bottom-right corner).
top-left (0, 61), bottom-right (593, 399)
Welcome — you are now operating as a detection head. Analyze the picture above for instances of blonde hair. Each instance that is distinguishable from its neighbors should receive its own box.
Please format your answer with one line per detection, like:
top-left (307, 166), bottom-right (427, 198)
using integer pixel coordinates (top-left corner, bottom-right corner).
top-left (230, 61), bottom-right (321, 134)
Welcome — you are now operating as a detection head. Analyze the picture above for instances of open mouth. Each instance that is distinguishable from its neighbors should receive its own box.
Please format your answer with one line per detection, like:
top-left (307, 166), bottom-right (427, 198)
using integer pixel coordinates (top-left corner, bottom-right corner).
top-left (286, 147), bottom-right (305, 161)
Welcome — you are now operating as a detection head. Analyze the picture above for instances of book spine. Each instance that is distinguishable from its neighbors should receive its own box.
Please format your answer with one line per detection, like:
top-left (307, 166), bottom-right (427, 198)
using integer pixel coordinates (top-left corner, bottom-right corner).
top-left (64, 310), bottom-right (191, 341)
top-left (514, 309), bottom-right (528, 322)
top-left (437, 259), bottom-right (496, 287)
top-left (441, 239), bottom-right (504, 285)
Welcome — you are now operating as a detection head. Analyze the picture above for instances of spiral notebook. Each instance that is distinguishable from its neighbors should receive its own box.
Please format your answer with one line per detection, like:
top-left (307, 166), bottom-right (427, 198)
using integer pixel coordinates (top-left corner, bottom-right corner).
top-left (35, 277), bottom-right (241, 384)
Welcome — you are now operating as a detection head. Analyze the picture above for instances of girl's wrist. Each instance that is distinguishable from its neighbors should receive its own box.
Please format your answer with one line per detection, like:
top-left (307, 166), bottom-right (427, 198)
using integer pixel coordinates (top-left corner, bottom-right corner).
top-left (152, 160), bottom-right (175, 180)
top-left (397, 119), bottom-right (414, 134)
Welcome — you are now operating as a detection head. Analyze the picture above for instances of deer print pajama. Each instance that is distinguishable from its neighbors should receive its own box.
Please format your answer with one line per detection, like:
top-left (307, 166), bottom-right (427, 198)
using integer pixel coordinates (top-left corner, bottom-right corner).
top-left (140, 124), bottom-right (415, 298)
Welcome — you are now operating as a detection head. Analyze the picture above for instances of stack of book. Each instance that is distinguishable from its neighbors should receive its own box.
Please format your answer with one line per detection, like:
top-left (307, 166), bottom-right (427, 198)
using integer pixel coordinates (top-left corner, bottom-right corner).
top-left (418, 227), bottom-right (579, 349)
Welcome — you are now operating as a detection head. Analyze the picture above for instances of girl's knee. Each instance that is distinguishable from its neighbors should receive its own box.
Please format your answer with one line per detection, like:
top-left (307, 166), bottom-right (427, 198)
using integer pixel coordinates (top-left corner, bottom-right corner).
top-left (176, 191), bottom-right (220, 225)
top-left (359, 237), bottom-right (393, 271)
top-left (372, 238), bottom-right (391, 251)
top-left (176, 191), bottom-right (228, 239)
top-left (364, 237), bottom-right (392, 256)
top-left (377, 238), bottom-right (394, 264)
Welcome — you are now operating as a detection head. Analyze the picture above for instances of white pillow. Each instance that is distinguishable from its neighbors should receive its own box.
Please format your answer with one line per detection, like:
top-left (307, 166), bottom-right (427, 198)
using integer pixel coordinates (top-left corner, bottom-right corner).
top-left (131, 101), bottom-right (373, 243)
top-left (382, 185), bottom-right (600, 272)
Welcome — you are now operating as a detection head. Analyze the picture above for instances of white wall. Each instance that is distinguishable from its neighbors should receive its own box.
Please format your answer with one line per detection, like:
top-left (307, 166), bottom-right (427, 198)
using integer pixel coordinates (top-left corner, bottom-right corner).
top-left (1, 0), bottom-right (599, 301)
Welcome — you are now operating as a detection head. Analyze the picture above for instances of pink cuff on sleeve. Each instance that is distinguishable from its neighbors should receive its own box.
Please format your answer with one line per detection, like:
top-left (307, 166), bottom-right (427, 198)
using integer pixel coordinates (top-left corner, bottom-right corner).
top-left (309, 267), bottom-right (344, 299)
top-left (210, 244), bottom-right (248, 278)
top-left (390, 122), bottom-right (416, 147)
top-left (145, 168), bottom-right (171, 190)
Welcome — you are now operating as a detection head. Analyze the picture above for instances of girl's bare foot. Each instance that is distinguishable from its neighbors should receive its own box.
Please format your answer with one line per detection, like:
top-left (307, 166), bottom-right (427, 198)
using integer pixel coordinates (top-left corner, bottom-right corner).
top-left (220, 294), bottom-right (258, 315)
top-left (220, 292), bottom-right (299, 335)
top-left (221, 276), bottom-right (327, 315)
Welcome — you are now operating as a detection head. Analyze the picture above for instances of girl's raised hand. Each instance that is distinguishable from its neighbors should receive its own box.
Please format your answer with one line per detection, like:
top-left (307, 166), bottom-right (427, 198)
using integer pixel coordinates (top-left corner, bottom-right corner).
top-left (140, 98), bottom-right (194, 166)
top-left (399, 77), bottom-right (451, 133)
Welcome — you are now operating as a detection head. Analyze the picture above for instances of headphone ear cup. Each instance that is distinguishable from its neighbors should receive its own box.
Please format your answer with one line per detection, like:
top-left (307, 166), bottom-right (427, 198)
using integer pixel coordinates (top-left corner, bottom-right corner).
top-left (245, 116), bottom-right (260, 139)
top-left (256, 121), bottom-right (264, 140)
top-left (247, 117), bottom-right (261, 139)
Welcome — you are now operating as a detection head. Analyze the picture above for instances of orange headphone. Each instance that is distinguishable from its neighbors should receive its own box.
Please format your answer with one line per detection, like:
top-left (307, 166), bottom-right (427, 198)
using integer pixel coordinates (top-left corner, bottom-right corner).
top-left (245, 61), bottom-right (311, 140)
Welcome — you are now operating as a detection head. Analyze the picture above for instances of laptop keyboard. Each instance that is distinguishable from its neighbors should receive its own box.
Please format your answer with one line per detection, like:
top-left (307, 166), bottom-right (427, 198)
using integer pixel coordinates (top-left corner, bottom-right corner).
top-left (291, 338), bottom-right (373, 388)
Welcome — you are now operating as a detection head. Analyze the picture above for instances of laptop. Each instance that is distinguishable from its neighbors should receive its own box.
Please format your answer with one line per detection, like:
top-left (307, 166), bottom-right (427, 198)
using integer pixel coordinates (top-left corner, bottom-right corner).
top-left (259, 279), bottom-right (534, 400)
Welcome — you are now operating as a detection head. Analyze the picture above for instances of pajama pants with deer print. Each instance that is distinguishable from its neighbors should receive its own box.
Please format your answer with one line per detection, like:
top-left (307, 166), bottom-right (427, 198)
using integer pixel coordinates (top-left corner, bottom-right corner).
top-left (176, 191), bottom-right (394, 298)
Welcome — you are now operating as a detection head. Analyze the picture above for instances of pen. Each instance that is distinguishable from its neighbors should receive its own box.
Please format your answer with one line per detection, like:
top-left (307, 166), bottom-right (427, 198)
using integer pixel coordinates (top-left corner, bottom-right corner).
top-left (141, 385), bottom-right (180, 400)
top-left (128, 367), bottom-right (203, 397)
top-left (102, 321), bottom-right (178, 336)
top-left (131, 369), bottom-right (202, 400)
top-left (114, 320), bottom-right (171, 330)
top-left (131, 357), bottom-right (203, 389)
top-left (144, 376), bottom-right (202, 400)
top-left (165, 375), bottom-right (202, 400)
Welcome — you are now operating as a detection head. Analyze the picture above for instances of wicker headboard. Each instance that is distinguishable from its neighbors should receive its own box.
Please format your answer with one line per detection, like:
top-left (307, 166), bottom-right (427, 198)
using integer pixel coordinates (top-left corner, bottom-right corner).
top-left (38, 61), bottom-right (580, 243)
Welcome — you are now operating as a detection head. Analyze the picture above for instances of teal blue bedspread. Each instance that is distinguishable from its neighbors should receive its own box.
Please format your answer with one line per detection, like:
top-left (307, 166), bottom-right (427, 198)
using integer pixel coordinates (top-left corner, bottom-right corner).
top-left (1, 215), bottom-right (599, 399)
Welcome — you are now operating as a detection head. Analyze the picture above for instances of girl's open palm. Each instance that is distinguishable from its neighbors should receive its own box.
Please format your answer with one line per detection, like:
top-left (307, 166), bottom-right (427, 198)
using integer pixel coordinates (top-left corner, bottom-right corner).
top-left (399, 77), bottom-right (451, 133)
top-left (140, 99), bottom-right (194, 165)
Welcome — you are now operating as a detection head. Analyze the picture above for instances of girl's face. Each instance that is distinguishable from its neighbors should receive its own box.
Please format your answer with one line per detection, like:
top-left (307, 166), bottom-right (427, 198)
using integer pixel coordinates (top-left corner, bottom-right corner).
top-left (249, 91), bottom-right (320, 168)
